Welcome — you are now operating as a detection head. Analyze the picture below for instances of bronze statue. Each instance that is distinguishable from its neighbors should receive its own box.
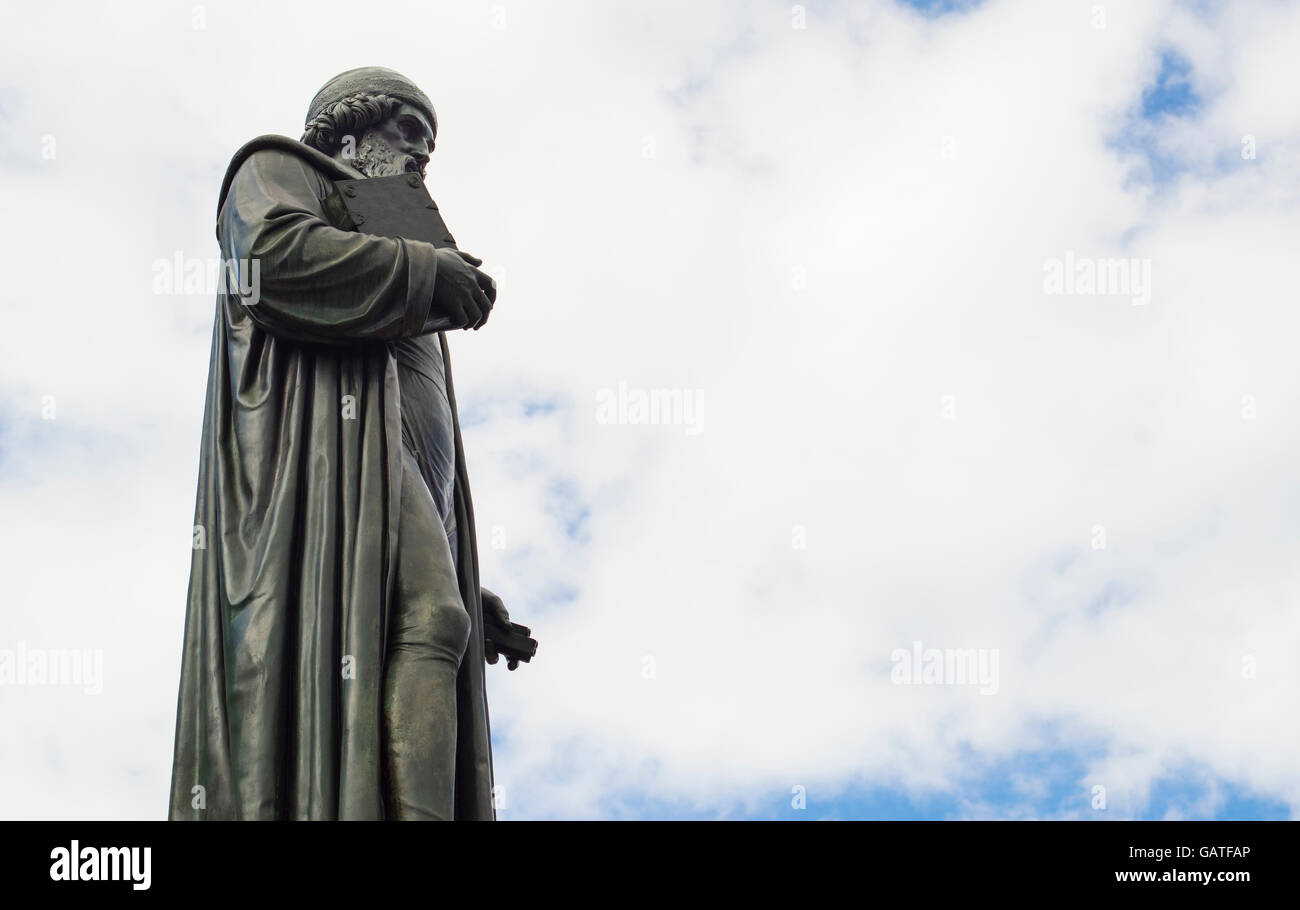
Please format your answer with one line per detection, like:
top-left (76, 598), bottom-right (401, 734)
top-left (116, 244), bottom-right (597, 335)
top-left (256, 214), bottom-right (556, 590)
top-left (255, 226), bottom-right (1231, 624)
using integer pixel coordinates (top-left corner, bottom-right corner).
top-left (169, 67), bottom-right (533, 821)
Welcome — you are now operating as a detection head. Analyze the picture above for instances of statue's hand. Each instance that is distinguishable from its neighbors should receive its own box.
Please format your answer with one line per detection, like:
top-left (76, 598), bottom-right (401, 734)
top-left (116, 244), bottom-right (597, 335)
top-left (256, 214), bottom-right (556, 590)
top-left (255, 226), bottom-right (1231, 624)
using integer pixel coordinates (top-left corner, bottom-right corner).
top-left (481, 587), bottom-right (537, 671)
top-left (431, 248), bottom-right (497, 330)
top-left (481, 587), bottom-right (511, 629)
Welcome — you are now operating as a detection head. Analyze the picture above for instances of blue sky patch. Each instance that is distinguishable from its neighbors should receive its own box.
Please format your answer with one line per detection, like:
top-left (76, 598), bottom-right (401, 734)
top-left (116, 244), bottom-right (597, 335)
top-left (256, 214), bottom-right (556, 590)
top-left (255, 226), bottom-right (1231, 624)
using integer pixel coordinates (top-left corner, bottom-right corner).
top-left (894, 0), bottom-right (985, 17)
top-left (1141, 50), bottom-right (1200, 120)
top-left (1109, 49), bottom-right (1204, 187)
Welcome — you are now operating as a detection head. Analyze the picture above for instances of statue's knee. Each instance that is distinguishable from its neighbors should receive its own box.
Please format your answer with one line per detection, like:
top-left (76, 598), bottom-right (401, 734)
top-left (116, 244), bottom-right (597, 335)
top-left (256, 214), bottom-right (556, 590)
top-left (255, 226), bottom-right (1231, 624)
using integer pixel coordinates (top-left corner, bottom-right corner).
top-left (422, 601), bottom-right (471, 667)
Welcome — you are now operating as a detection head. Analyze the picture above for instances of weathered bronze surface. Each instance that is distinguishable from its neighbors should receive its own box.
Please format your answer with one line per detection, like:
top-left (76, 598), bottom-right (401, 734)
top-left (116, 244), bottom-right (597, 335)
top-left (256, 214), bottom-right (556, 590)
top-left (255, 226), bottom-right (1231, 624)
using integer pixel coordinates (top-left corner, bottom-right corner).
top-left (168, 67), bottom-right (530, 821)
top-left (324, 172), bottom-right (460, 247)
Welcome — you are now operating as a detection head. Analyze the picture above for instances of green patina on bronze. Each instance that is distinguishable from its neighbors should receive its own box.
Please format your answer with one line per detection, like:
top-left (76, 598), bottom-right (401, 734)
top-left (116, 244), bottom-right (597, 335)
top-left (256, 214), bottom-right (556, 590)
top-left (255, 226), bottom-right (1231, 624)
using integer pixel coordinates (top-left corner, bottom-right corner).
top-left (169, 68), bottom-right (522, 820)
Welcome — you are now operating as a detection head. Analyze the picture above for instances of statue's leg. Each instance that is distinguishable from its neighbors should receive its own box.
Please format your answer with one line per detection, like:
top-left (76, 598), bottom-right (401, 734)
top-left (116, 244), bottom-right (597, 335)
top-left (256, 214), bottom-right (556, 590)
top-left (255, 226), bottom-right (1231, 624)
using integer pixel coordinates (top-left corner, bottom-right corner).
top-left (383, 446), bottom-right (471, 820)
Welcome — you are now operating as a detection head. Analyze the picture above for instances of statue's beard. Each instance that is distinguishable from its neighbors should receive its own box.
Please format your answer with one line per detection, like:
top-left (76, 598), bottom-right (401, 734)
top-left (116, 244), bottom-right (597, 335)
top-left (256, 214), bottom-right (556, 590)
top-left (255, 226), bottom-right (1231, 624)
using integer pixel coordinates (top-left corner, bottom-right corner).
top-left (345, 130), bottom-right (419, 178)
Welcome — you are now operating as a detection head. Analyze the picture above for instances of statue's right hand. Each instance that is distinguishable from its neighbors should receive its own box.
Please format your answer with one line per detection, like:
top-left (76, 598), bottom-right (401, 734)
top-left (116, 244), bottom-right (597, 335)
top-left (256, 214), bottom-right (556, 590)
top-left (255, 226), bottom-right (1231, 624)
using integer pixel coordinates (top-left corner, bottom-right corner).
top-left (431, 248), bottom-right (496, 330)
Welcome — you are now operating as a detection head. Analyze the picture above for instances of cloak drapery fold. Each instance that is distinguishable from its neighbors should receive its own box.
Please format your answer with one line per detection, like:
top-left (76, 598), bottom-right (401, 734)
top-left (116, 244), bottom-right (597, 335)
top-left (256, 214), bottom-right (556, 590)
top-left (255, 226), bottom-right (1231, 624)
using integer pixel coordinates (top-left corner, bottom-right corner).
top-left (168, 136), bottom-right (494, 820)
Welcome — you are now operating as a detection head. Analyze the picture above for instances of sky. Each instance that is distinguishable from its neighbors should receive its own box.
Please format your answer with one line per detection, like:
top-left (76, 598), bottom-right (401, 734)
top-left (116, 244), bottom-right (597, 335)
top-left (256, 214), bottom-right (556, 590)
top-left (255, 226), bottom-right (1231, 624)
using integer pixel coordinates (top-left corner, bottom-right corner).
top-left (0, 0), bottom-right (1298, 820)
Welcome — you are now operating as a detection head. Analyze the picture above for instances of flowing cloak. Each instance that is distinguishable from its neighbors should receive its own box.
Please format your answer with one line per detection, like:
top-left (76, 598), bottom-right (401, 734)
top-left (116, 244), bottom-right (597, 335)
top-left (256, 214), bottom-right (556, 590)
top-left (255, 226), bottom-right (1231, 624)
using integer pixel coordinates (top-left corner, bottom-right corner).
top-left (168, 135), bottom-right (494, 820)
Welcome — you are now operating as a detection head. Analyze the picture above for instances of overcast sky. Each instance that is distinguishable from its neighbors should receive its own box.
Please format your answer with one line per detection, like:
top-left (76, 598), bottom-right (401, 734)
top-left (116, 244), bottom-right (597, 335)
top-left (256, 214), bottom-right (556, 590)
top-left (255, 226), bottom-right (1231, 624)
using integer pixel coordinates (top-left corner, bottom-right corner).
top-left (1, 0), bottom-right (1298, 820)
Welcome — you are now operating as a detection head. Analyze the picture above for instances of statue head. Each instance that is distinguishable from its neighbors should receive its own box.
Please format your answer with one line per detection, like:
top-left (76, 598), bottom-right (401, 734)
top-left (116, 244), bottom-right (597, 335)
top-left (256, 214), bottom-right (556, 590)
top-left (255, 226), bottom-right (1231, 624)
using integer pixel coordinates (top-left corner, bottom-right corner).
top-left (301, 66), bottom-right (437, 179)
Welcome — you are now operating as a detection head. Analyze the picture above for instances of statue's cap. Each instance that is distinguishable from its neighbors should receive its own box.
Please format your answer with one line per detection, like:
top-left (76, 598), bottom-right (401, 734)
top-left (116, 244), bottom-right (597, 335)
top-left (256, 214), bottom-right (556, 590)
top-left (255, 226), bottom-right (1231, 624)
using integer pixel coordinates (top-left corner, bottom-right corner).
top-left (306, 66), bottom-right (436, 132)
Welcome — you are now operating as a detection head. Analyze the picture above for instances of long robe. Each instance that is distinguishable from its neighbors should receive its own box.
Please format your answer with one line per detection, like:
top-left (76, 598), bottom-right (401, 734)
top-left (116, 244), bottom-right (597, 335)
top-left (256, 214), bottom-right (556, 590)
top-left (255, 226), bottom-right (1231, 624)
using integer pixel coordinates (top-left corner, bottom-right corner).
top-left (168, 135), bottom-right (494, 820)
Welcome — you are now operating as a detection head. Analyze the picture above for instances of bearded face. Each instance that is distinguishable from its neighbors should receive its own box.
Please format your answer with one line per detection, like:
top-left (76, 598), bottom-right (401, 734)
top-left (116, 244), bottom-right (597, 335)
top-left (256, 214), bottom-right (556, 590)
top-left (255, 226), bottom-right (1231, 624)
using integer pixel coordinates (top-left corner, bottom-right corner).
top-left (350, 128), bottom-right (410, 178)
top-left (339, 100), bottom-right (437, 179)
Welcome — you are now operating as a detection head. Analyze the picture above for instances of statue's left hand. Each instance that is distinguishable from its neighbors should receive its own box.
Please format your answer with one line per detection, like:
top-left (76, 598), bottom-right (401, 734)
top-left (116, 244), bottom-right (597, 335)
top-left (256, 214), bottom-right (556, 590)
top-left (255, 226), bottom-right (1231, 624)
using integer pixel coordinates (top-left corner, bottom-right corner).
top-left (481, 587), bottom-right (510, 630)
top-left (481, 587), bottom-right (538, 670)
top-left (481, 587), bottom-right (517, 670)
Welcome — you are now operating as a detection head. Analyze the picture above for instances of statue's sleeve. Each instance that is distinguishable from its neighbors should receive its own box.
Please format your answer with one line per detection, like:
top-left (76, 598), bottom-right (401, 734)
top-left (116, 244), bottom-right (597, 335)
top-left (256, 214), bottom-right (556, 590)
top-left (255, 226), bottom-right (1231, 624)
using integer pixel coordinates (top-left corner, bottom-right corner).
top-left (219, 148), bottom-right (443, 343)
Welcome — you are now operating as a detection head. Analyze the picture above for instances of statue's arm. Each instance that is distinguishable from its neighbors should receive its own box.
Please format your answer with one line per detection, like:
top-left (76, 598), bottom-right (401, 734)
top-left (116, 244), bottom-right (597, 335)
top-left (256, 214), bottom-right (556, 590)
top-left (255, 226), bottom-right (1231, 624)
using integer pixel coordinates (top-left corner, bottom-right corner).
top-left (219, 148), bottom-right (444, 343)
